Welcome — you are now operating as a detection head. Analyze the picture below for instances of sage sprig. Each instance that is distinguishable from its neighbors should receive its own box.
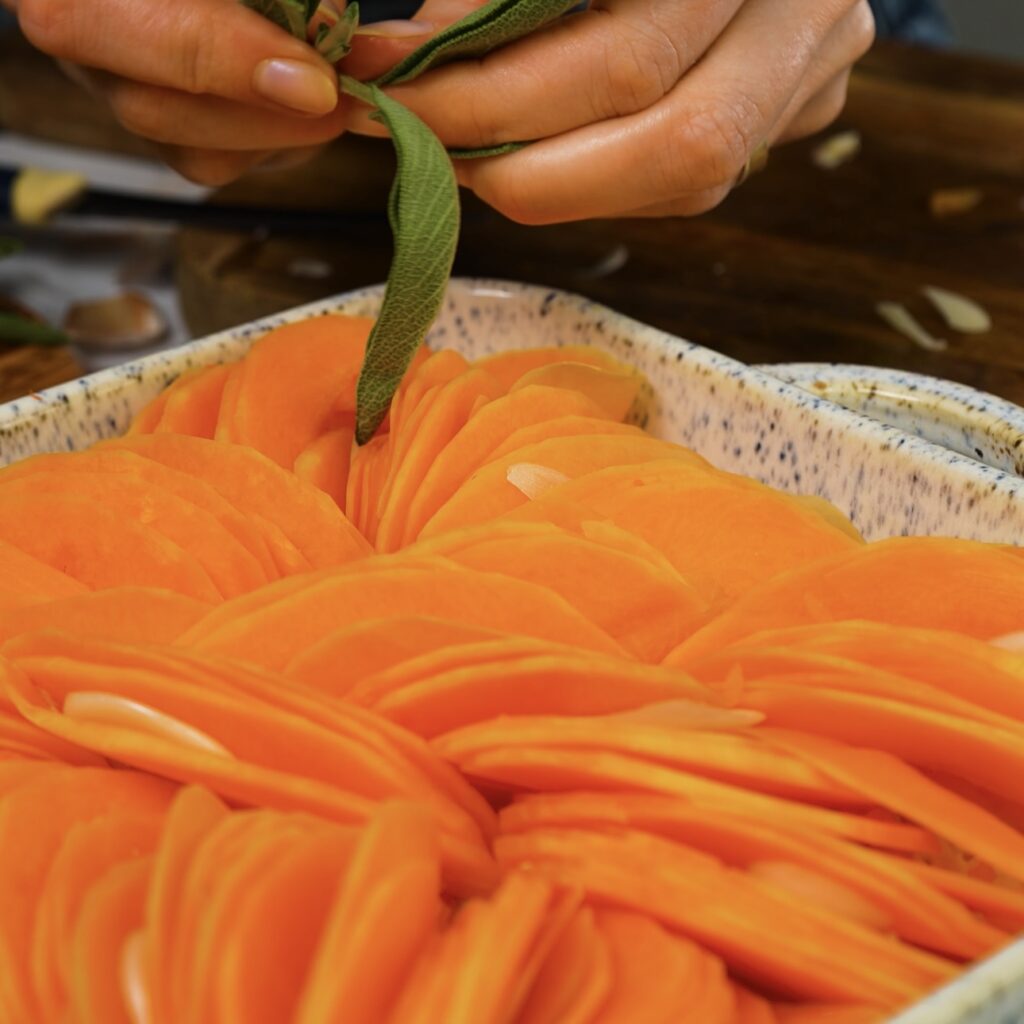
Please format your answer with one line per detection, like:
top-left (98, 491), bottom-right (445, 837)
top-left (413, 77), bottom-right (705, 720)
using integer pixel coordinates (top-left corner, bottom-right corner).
top-left (241, 0), bottom-right (578, 442)
top-left (242, 0), bottom-right (359, 60)
top-left (376, 0), bottom-right (580, 86)
top-left (340, 77), bottom-right (459, 444)
top-left (315, 2), bottom-right (360, 62)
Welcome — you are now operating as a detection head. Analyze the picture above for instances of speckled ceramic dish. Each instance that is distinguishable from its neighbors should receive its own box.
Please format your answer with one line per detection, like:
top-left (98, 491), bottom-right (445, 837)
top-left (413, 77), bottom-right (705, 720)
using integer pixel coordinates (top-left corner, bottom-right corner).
top-left (759, 362), bottom-right (1024, 478)
top-left (3, 278), bottom-right (1024, 547)
top-left (1, 279), bottom-right (1024, 1024)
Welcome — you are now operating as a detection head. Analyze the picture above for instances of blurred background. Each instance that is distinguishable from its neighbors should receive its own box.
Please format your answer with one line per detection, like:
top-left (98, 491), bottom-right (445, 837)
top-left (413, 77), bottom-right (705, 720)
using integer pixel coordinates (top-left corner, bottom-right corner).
top-left (940, 0), bottom-right (1024, 60)
top-left (1, 1), bottom-right (1022, 408)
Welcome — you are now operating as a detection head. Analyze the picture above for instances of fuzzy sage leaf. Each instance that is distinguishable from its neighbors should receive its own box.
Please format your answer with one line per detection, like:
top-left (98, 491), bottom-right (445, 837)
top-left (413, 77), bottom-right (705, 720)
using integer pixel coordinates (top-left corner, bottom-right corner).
top-left (241, 0), bottom-right (361, 59)
top-left (341, 77), bottom-right (459, 444)
top-left (243, 0), bottom-right (566, 441)
top-left (315, 2), bottom-right (360, 62)
top-left (448, 141), bottom-right (526, 160)
top-left (376, 0), bottom-right (580, 86)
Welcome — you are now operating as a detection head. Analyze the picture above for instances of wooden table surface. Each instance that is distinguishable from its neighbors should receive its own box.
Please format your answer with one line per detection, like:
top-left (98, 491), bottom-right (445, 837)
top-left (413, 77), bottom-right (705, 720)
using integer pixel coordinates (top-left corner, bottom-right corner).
top-left (2, 33), bottom-right (1024, 404)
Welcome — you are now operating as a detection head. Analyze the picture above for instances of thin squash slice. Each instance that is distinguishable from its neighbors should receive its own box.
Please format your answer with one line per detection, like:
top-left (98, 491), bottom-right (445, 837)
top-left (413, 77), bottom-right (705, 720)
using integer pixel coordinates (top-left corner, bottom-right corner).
top-left (590, 909), bottom-right (736, 1024)
top-left (153, 363), bottom-right (232, 439)
top-left (407, 521), bottom-right (710, 660)
top-left (668, 538), bottom-right (1024, 667)
top-left (399, 387), bottom-right (612, 546)
top-left (419, 436), bottom-right (704, 539)
top-left (293, 427), bottom-right (354, 509)
top-left (496, 827), bottom-right (955, 1008)
top-left (498, 792), bottom-right (1004, 960)
top-left (0, 588), bottom-right (211, 647)
top-left (293, 802), bottom-right (442, 1024)
top-left (224, 315), bottom-right (374, 469)
top-left (105, 434), bottom-right (370, 569)
top-left (186, 563), bottom-right (626, 670)
top-left (0, 539), bottom-right (87, 613)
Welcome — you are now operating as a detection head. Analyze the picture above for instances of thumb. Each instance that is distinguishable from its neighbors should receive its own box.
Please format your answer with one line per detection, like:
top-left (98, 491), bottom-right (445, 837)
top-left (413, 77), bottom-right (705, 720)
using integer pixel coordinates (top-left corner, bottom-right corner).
top-left (340, 0), bottom-right (489, 81)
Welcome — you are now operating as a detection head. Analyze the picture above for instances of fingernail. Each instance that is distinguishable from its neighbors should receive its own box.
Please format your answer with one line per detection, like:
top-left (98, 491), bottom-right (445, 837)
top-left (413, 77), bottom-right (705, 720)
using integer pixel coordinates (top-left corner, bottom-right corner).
top-left (253, 59), bottom-right (338, 116)
top-left (354, 19), bottom-right (433, 39)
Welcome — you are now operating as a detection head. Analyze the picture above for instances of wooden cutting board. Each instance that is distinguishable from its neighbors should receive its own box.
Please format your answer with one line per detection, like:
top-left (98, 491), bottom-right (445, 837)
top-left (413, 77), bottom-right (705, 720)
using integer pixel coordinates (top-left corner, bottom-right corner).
top-left (0, 344), bottom-right (83, 404)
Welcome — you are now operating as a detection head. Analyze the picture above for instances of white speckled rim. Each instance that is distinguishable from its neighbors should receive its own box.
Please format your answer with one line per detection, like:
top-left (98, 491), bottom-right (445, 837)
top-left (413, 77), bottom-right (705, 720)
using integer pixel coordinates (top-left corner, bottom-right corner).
top-left (759, 362), bottom-right (1024, 478)
top-left (890, 941), bottom-right (1024, 1024)
top-left (3, 278), bottom-right (1023, 546)
top-left (1, 279), bottom-right (1024, 1022)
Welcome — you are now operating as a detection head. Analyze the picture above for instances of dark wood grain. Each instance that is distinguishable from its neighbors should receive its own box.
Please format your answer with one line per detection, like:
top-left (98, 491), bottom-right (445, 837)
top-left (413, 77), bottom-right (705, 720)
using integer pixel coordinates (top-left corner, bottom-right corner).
top-left (0, 345), bottom-right (83, 404)
top-left (0, 33), bottom-right (152, 157)
top-left (2, 29), bottom-right (1023, 403)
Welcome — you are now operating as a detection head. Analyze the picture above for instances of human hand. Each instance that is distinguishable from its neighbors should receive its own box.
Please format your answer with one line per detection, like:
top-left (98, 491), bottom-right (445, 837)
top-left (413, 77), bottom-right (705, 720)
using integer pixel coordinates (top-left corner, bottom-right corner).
top-left (343, 0), bottom-right (875, 223)
top-left (4, 0), bottom-right (354, 185)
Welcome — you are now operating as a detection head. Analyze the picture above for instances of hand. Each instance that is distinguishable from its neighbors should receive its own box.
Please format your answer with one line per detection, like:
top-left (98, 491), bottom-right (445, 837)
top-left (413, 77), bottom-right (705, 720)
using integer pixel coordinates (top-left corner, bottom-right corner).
top-left (4, 0), bottom-right (351, 185)
top-left (343, 0), bottom-right (876, 223)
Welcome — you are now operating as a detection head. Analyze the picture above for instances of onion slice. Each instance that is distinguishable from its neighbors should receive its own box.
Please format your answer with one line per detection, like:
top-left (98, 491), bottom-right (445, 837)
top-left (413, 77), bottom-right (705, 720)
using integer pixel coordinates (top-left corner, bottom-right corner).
top-left (506, 463), bottom-right (570, 500)
top-left (120, 930), bottom-right (153, 1024)
top-left (63, 691), bottom-right (233, 758)
top-left (876, 301), bottom-right (948, 352)
top-left (922, 285), bottom-right (992, 335)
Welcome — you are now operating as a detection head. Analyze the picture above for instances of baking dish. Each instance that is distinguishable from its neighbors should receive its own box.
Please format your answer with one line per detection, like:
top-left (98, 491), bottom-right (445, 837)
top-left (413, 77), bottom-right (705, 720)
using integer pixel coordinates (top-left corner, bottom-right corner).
top-left (1, 279), bottom-right (1022, 1022)
top-left (760, 362), bottom-right (1024, 479)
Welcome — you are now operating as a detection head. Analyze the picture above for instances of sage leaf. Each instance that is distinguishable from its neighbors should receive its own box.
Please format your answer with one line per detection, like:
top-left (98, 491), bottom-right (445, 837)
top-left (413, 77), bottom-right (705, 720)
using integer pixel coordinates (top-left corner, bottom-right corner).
top-left (0, 313), bottom-right (67, 348)
top-left (0, 238), bottom-right (22, 259)
top-left (448, 141), bottom-right (526, 160)
top-left (341, 77), bottom-right (459, 444)
top-left (239, 0), bottom-right (310, 41)
top-left (377, 0), bottom-right (580, 86)
top-left (315, 2), bottom-right (360, 62)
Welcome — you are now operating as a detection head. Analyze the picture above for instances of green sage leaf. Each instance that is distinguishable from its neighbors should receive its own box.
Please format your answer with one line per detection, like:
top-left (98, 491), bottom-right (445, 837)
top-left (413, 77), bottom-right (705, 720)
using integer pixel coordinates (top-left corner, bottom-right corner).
top-left (239, 0), bottom-right (310, 41)
top-left (315, 1), bottom-right (360, 62)
top-left (341, 77), bottom-right (459, 445)
top-left (448, 141), bottom-right (527, 160)
top-left (0, 314), bottom-right (67, 347)
top-left (376, 0), bottom-right (579, 86)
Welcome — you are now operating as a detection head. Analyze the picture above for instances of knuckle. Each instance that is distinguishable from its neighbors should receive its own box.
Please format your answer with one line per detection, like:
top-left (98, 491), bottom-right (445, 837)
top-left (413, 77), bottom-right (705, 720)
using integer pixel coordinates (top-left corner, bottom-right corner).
top-left (661, 102), bottom-right (752, 194)
top-left (822, 74), bottom-right (851, 125)
top-left (460, 88), bottom-right (503, 148)
top-left (108, 85), bottom-right (164, 141)
top-left (17, 0), bottom-right (72, 54)
top-left (476, 175), bottom-right (548, 226)
top-left (851, 1), bottom-right (877, 57)
top-left (687, 184), bottom-right (732, 215)
top-left (177, 10), bottom-right (218, 94)
top-left (168, 149), bottom-right (249, 187)
top-left (599, 25), bottom-right (680, 117)
top-left (809, 75), bottom-right (851, 135)
top-left (662, 185), bottom-right (732, 218)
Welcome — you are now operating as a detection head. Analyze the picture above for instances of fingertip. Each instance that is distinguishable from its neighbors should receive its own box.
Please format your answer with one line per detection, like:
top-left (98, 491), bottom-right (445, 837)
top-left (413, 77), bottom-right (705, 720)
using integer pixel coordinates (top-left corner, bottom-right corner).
top-left (253, 58), bottom-right (339, 116)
